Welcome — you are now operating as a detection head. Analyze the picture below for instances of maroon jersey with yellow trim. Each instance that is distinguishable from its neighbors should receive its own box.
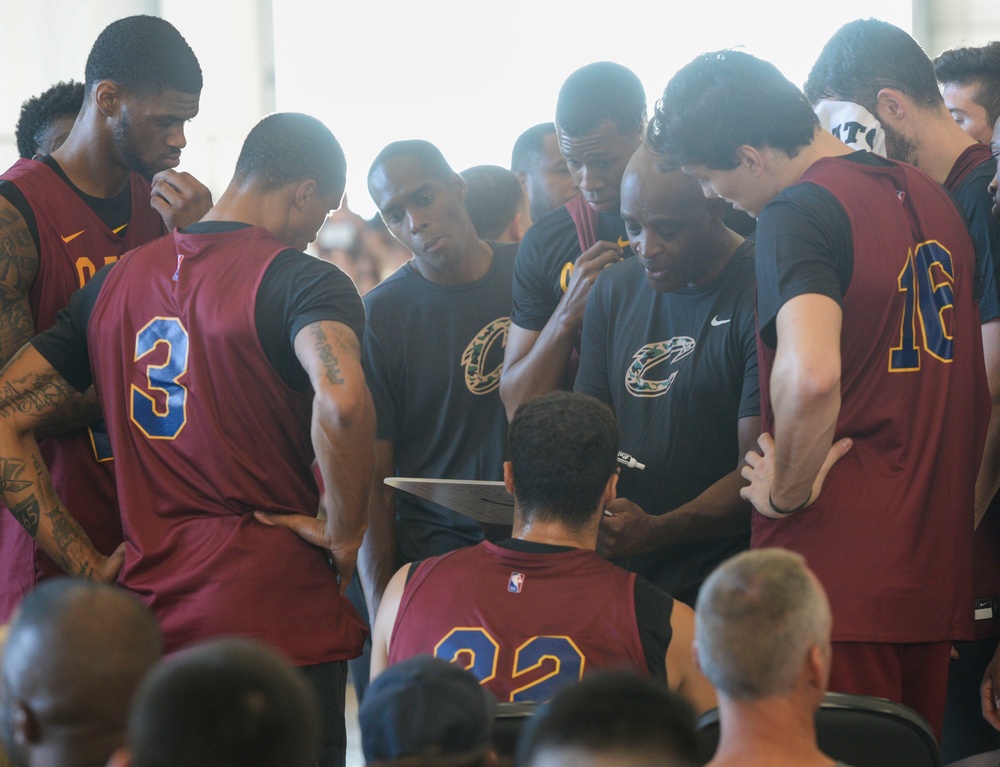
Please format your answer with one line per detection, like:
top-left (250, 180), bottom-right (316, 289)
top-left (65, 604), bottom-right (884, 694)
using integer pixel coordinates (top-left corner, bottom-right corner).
top-left (388, 541), bottom-right (648, 702)
top-left (86, 225), bottom-right (367, 663)
top-left (754, 156), bottom-right (988, 642)
top-left (0, 158), bottom-right (164, 620)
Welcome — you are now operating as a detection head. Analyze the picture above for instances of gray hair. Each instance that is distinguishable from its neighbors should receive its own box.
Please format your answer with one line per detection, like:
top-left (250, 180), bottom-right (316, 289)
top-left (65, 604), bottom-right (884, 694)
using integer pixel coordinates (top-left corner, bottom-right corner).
top-left (695, 548), bottom-right (831, 699)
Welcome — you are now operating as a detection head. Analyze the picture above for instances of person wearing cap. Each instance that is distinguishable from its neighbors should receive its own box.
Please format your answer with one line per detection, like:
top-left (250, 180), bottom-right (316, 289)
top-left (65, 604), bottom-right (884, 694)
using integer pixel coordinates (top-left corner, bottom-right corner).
top-left (359, 655), bottom-right (497, 767)
top-left (370, 391), bottom-right (715, 713)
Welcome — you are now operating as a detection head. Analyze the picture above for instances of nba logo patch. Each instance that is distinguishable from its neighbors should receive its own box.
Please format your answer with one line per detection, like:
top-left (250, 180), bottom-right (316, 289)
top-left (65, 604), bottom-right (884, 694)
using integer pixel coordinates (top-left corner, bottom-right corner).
top-left (508, 572), bottom-right (525, 593)
top-left (896, 190), bottom-right (906, 205)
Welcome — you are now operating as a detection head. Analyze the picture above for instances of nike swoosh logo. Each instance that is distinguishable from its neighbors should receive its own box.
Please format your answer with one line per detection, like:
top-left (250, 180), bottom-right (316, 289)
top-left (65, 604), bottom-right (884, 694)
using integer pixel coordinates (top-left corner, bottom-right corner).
top-left (61, 230), bottom-right (85, 243)
top-left (112, 224), bottom-right (128, 235)
top-left (617, 236), bottom-right (630, 248)
top-left (711, 316), bottom-right (731, 326)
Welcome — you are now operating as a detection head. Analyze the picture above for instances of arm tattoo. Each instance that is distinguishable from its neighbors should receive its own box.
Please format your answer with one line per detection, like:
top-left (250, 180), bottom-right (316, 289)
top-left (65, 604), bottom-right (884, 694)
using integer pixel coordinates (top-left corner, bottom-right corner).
top-left (310, 324), bottom-right (345, 386)
top-left (0, 202), bottom-right (39, 362)
top-left (10, 493), bottom-right (39, 536)
top-left (0, 368), bottom-right (76, 420)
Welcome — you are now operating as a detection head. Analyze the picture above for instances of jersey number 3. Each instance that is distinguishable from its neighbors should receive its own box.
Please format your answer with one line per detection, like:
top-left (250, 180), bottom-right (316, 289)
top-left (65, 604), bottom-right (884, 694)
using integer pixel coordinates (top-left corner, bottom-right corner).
top-left (131, 317), bottom-right (189, 439)
top-left (435, 628), bottom-right (584, 702)
top-left (890, 241), bottom-right (955, 372)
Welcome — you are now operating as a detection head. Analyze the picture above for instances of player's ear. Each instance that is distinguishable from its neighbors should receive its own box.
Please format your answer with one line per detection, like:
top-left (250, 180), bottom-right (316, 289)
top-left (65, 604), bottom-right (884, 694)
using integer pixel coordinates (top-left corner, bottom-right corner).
top-left (503, 461), bottom-right (515, 496)
top-left (94, 81), bottom-right (121, 118)
top-left (876, 88), bottom-right (906, 121)
top-left (734, 145), bottom-right (765, 175)
top-left (293, 179), bottom-right (318, 209)
top-left (603, 471), bottom-right (619, 504)
top-left (450, 172), bottom-right (467, 201)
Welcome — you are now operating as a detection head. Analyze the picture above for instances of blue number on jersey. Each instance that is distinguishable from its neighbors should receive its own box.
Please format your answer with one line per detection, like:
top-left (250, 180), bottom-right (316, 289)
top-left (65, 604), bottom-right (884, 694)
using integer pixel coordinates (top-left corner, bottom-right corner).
top-left (130, 317), bottom-right (189, 440)
top-left (890, 240), bottom-right (956, 371)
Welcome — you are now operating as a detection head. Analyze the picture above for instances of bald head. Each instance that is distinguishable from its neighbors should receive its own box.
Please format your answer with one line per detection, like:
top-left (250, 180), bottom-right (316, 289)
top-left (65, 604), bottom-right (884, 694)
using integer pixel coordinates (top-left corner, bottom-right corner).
top-left (695, 549), bottom-right (832, 701)
top-left (1, 579), bottom-right (161, 767)
top-left (620, 143), bottom-right (730, 293)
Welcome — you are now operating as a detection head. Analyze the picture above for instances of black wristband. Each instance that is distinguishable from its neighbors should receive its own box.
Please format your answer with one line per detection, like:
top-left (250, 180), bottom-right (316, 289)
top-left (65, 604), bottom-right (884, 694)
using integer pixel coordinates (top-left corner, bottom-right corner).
top-left (768, 492), bottom-right (810, 515)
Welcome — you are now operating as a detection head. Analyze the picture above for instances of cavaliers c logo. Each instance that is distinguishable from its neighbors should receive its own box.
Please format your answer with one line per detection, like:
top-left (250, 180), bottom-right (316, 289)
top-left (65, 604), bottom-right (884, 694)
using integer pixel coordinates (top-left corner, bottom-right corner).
top-left (462, 317), bottom-right (510, 395)
top-left (625, 337), bottom-right (696, 398)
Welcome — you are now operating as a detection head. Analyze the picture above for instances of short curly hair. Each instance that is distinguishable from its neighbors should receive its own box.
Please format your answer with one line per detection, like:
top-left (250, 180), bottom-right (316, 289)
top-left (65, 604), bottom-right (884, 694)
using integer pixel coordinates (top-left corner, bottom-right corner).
top-left (15, 80), bottom-right (84, 158)
top-left (85, 15), bottom-right (202, 97)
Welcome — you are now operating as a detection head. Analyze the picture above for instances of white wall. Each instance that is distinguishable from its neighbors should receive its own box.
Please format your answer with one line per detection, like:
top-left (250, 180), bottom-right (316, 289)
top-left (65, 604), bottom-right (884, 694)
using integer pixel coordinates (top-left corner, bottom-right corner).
top-left (4, 0), bottom-right (995, 219)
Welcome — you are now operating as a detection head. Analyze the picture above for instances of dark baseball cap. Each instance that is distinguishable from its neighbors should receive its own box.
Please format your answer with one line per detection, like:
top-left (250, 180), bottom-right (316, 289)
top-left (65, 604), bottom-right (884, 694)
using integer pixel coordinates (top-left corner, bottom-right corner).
top-left (360, 655), bottom-right (497, 762)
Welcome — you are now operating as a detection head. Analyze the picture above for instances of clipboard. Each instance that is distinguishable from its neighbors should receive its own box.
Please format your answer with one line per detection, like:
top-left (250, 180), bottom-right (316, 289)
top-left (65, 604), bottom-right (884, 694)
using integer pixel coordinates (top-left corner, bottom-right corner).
top-left (384, 477), bottom-right (514, 525)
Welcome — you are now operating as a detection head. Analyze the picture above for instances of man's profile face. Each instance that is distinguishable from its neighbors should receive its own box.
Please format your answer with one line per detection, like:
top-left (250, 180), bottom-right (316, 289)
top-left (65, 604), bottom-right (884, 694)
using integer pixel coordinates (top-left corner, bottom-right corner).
top-left (557, 119), bottom-right (641, 215)
top-left (112, 87), bottom-right (200, 180)
top-left (522, 132), bottom-right (578, 220)
top-left (680, 161), bottom-right (772, 220)
top-left (943, 81), bottom-right (994, 145)
top-left (369, 155), bottom-right (474, 280)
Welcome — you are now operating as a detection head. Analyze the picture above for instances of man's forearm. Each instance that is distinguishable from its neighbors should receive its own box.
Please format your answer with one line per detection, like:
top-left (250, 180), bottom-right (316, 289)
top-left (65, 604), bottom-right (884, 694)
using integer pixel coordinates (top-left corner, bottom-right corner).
top-left (500, 315), bottom-right (578, 420)
top-left (357, 483), bottom-right (397, 621)
top-left (646, 470), bottom-right (752, 545)
top-left (0, 427), bottom-right (101, 576)
top-left (314, 392), bottom-right (375, 553)
top-left (770, 369), bottom-right (840, 508)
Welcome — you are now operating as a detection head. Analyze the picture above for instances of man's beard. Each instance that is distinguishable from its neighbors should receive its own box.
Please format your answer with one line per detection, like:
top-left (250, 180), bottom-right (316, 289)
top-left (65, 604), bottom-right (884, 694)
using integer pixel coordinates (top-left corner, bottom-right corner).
top-left (112, 111), bottom-right (156, 181)
top-left (882, 121), bottom-right (918, 166)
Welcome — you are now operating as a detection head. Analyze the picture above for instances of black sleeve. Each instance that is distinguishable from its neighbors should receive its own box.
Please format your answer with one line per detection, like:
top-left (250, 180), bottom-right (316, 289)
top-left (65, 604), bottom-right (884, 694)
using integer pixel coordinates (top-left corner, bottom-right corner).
top-left (755, 182), bottom-right (854, 348)
top-left (255, 250), bottom-right (366, 392)
top-left (634, 575), bottom-right (674, 684)
top-left (32, 265), bottom-right (114, 392)
top-left (953, 169), bottom-right (998, 320)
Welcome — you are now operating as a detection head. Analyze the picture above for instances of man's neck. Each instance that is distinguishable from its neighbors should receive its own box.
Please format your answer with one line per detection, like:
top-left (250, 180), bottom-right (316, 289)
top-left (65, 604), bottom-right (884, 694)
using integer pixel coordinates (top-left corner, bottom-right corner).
top-left (414, 236), bottom-right (494, 285)
top-left (909, 109), bottom-right (978, 184)
top-left (709, 696), bottom-right (834, 767)
top-left (50, 113), bottom-right (131, 199)
top-left (511, 511), bottom-right (599, 550)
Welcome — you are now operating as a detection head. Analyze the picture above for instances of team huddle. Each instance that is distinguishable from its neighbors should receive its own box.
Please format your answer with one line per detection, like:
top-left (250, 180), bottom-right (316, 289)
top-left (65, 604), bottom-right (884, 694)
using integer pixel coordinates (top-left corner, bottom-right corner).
top-left (2, 11), bottom-right (1000, 767)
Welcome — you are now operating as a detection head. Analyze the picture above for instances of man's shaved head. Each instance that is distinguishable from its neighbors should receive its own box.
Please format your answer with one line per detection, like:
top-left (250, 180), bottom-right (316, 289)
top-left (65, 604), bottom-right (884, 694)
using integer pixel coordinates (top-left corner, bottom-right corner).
top-left (1, 579), bottom-right (161, 767)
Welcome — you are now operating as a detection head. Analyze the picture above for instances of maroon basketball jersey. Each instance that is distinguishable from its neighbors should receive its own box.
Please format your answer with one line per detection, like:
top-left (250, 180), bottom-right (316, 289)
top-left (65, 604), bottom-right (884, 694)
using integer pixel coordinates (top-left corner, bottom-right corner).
top-left (87, 225), bottom-right (367, 662)
top-left (0, 159), bottom-right (165, 620)
top-left (388, 542), bottom-right (649, 702)
top-left (754, 157), bottom-right (988, 642)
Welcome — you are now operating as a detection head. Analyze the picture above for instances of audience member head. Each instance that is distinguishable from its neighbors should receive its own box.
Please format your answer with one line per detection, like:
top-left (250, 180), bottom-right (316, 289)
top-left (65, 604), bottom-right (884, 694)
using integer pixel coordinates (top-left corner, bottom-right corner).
top-left (460, 164), bottom-right (531, 242)
top-left (231, 112), bottom-right (347, 251)
top-left (510, 122), bottom-right (578, 221)
top-left (621, 144), bottom-right (732, 293)
top-left (360, 655), bottom-right (496, 767)
top-left (15, 81), bottom-right (84, 158)
top-left (507, 392), bottom-right (619, 531)
top-left (804, 18), bottom-right (945, 163)
top-left (80, 15), bottom-right (202, 179)
top-left (368, 140), bottom-right (482, 282)
top-left (554, 62), bottom-right (646, 215)
top-left (0, 579), bottom-right (161, 767)
top-left (695, 548), bottom-right (832, 704)
top-left (934, 41), bottom-right (1000, 145)
top-left (649, 49), bottom-right (818, 172)
top-left (517, 671), bottom-right (701, 767)
top-left (111, 638), bottom-right (319, 767)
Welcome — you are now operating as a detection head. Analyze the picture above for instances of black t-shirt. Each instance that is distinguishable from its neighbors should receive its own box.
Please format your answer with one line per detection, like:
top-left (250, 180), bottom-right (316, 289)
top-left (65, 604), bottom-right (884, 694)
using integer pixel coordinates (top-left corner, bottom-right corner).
top-left (575, 241), bottom-right (759, 604)
top-left (952, 157), bottom-right (1000, 323)
top-left (408, 537), bottom-right (672, 681)
top-left (511, 203), bottom-right (630, 331)
top-left (33, 222), bottom-right (364, 393)
top-left (363, 243), bottom-right (516, 562)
